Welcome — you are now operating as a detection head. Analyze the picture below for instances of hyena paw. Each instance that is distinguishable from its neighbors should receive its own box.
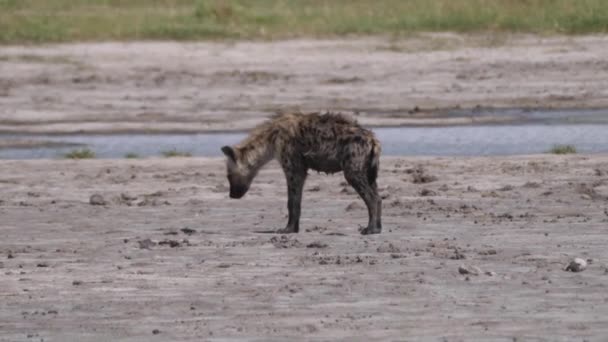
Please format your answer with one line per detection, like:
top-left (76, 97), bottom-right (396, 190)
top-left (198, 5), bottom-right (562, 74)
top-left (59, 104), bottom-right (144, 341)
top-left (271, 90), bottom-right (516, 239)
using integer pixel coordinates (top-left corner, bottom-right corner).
top-left (360, 226), bottom-right (381, 235)
top-left (276, 227), bottom-right (298, 234)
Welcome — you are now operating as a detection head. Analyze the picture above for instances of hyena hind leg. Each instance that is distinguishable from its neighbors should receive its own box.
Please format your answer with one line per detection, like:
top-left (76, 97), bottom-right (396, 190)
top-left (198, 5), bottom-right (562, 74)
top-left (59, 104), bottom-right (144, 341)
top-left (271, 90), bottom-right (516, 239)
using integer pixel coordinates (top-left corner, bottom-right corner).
top-left (344, 170), bottom-right (382, 235)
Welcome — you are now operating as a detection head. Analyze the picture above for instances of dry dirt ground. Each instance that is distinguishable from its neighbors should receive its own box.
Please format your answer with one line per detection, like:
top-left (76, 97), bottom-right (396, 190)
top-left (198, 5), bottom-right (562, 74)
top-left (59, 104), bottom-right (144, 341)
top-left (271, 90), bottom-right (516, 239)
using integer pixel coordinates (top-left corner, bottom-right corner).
top-left (1, 155), bottom-right (608, 341)
top-left (1, 33), bottom-right (608, 341)
top-left (1, 34), bottom-right (608, 134)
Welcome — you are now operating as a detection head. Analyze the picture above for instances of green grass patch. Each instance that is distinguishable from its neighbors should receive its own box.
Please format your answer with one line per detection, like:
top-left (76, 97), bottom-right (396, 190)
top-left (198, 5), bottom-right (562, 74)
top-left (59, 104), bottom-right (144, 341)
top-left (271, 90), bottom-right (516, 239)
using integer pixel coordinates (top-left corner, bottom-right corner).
top-left (124, 153), bottom-right (140, 159)
top-left (1, 0), bottom-right (608, 43)
top-left (548, 144), bottom-right (577, 155)
top-left (64, 148), bottom-right (96, 159)
top-left (161, 149), bottom-right (192, 158)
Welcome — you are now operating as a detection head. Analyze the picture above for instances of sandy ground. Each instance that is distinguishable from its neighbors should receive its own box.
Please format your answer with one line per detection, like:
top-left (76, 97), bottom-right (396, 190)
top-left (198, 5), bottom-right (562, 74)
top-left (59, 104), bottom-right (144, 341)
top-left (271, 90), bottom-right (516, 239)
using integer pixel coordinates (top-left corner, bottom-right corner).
top-left (1, 33), bottom-right (608, 134)
top-left (1, 155), bottom-right (608, 341)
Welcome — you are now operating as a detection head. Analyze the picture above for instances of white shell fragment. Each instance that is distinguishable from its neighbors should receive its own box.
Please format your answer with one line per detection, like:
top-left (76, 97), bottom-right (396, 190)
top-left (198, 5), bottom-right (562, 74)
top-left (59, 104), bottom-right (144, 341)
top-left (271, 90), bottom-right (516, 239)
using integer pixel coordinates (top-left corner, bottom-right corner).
top-left (565, 258), bottom-right (587, 272)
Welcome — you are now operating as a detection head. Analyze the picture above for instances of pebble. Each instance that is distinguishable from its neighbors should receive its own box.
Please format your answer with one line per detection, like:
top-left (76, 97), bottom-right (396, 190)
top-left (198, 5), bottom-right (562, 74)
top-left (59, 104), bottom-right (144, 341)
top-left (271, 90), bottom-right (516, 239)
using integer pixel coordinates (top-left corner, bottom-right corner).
top-left (137, 238), bottom-right (156, 250)
top-left (89, 194), bottom-right (106, 206)
top-left (419, 188), bottom-right (437, 197)
top-left (458, 264), bottom-right (482, 276)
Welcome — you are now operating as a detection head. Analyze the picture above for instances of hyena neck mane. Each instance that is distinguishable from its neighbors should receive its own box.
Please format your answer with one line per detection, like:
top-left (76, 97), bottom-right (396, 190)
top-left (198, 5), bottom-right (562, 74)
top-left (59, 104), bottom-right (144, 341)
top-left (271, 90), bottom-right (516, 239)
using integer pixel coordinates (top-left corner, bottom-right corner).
top-left (233, 122), bottom-right (276, 175)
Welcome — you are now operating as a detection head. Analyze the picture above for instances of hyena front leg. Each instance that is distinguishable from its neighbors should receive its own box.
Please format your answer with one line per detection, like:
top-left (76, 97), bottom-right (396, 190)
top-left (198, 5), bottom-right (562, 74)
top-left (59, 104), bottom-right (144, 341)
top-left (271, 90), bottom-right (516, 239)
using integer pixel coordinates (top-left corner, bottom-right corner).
top-left (375, 187), bottom-right (382, 230)
top-left (344, 170), bottom-right (382, 235)
top-left (277, 165), bottom-right (307, 234)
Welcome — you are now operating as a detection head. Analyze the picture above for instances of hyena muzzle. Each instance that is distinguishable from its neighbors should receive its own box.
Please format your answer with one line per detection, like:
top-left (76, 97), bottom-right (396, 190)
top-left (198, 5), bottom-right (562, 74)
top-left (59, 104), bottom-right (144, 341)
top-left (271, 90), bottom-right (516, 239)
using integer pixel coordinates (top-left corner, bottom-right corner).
top-left (221, 112), bottom-right (382, 235)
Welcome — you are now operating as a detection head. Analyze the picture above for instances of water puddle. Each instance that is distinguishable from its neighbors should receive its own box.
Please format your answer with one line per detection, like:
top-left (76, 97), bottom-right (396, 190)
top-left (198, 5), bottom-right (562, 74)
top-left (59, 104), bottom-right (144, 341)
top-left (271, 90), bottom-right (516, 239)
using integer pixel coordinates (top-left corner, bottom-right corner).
top-left (1, 123), bottom-right (607, 159)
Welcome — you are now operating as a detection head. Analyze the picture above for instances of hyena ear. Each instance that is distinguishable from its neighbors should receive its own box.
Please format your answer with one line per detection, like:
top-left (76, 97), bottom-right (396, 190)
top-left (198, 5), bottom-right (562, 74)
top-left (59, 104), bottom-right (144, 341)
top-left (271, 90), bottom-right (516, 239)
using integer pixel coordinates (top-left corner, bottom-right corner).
top-left (221, 146), bottom-right (237, 163)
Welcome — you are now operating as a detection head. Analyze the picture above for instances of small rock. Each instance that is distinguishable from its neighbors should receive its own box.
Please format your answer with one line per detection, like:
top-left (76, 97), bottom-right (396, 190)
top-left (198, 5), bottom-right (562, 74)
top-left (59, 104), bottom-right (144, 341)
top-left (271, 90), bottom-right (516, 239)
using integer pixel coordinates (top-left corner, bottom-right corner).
top-left (565, 258), bottom-right (587, 272)
top-left (152, 329), bottom-right (160, 335)
top-left (419, 188), bottom-right (437, 197)
top-left (117, 193), bottom-right (137, 205)
top-left (137, 238), bottom-right (156, 250)
top-left (458, 264), bottom-right (481, 276)
top-left (485, 271), bottom-right (496, 276)
top-left (89, 194), bottom-right (106, 206)
top-left (36, 262), bottom-right (49, 268)
top-left (72, 280), bottom-right (83, 286)
top-left (306, 241), bottom-right (328, 249)
top-left (158, 239), bottom-right (181, 248)
top-left (180, 227), bottom-right (196, 235)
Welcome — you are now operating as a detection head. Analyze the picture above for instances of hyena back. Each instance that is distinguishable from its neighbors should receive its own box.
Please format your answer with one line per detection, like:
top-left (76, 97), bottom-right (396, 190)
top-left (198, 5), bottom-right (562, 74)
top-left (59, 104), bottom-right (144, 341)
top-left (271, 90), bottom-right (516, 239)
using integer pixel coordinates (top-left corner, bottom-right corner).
top-left (221, 112), bottom-right (382, 235)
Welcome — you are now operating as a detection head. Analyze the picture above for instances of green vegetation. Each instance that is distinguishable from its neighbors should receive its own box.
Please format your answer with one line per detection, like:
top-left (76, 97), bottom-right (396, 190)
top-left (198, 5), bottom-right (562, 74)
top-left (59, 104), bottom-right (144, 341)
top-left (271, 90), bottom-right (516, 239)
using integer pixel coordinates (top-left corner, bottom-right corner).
top-left (124, 153), bottom-right (140, 159)
top-left (63, 148), bottom-right (96, 159)
top-left (1, 0), bottom-right (607, 43)
top-left (549, 144), bottom-right (577, 154)
top-left (161, 149), bottom-right (192, 158)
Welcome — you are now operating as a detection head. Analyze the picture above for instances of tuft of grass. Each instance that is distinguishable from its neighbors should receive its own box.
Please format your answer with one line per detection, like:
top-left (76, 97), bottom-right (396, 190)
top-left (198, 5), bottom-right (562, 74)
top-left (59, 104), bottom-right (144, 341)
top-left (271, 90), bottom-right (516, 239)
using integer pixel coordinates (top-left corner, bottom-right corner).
top-left (64, 148), bottom-right (96, 159)
top-left (161, 149), bottom-right (192, 158)
top-left (1, 0), bottom-right (608, 43)
top-left (549, 144), bottom-right (577, 155)
top-left (124, 152), bottom-right (140, 159)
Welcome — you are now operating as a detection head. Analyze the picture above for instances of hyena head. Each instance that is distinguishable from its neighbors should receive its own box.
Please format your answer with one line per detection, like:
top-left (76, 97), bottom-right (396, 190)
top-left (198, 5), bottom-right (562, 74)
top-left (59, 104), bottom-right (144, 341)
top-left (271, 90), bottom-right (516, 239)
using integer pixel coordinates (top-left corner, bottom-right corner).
top-left (221, 145), bottom-right (253, 199)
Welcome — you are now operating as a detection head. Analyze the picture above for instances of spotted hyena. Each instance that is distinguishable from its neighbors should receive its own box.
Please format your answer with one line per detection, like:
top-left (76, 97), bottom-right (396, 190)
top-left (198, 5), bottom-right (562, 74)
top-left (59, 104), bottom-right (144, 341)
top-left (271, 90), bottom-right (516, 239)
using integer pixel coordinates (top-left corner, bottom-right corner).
top-left (221, 112), bottom-right (382, 235)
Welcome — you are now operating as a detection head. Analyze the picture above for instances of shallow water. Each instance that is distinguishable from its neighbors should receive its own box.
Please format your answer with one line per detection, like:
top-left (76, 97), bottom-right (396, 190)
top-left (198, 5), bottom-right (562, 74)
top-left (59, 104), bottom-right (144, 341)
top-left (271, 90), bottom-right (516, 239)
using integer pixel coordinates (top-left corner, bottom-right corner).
top-left (1, 123), bottom-right (607, 159)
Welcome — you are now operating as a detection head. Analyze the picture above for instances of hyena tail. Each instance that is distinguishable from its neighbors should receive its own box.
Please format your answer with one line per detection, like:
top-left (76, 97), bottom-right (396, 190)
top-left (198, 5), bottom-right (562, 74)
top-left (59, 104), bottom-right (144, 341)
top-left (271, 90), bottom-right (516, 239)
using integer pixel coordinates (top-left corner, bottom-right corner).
top-left (367, 138), bottom-right (381, 185)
